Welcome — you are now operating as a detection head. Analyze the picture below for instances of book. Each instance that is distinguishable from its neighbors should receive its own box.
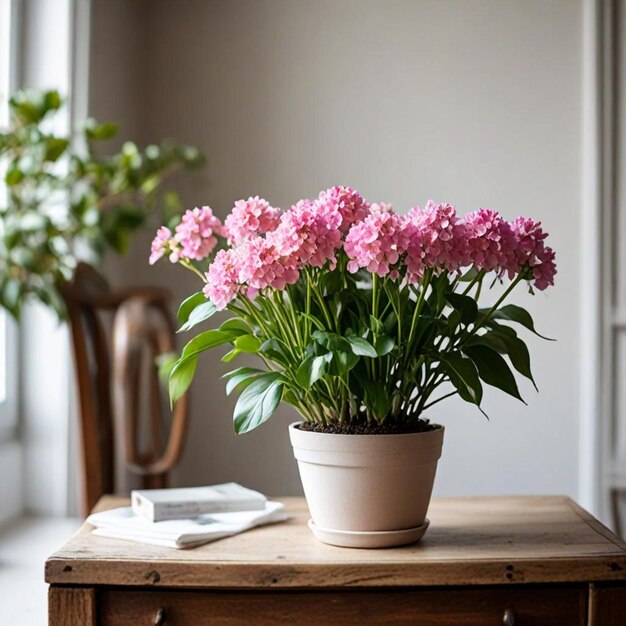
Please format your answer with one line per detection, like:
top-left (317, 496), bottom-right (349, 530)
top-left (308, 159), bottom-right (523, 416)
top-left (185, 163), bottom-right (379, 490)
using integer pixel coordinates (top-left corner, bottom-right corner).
top-left (131, 482), bottom-right (267, 522)
top-left (88, 501), bottom-right (286, 548)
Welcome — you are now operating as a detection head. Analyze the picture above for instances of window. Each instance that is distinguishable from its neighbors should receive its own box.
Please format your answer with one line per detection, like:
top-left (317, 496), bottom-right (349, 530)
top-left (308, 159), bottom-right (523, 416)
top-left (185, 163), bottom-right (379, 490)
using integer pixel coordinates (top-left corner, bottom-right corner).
top-left (0, 0), bottom-right (18, 436)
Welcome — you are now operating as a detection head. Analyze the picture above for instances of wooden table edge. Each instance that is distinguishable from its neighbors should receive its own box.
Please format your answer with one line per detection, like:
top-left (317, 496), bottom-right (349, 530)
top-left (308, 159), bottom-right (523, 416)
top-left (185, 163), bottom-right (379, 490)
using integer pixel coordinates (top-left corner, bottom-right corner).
top-left (45, 553), bottom-right (626, 589)
top-left (565, 497), bottom-right (626, 551)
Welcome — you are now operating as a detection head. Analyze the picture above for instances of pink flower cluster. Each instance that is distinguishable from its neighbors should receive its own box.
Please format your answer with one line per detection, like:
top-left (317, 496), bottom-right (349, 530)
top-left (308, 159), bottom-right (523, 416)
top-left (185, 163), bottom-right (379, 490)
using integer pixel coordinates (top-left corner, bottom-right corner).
top-left (344, 204), bottom-right (409, 277)
top-left (203, 237), bottom-right (299, 309)
top-left (224, 196), bottom-right (281, 245)
top-left (509, 217), bottom-right (557, 291)
top-left (149, 206), bottom-right (224, 265)
top-left (268, 198), bottom-right (343, 269)
top-left (403, 201), bottom-right (468, 279)
top-left (150, 186), bottom-right (557, 309)
top-left (317, 186), bottom-right (370, 232)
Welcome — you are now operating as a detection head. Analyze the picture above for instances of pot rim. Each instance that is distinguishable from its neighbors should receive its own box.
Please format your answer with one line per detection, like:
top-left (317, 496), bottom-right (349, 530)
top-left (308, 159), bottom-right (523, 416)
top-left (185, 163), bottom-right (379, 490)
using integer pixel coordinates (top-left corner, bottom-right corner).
top-left (288, 420), bottom-right (444, 440)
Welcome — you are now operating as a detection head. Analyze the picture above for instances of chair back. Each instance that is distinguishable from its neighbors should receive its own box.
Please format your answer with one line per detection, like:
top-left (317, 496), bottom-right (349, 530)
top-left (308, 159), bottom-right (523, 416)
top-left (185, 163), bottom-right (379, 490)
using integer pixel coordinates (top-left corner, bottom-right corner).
top-left (60, 263), bottom-right (188, 516)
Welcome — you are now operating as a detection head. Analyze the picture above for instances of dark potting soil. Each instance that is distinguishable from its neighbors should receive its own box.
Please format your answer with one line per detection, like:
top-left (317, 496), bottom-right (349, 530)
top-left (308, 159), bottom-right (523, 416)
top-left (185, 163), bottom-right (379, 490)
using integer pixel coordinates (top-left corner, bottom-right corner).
top-left (298, 420), bottom-right (438, 435)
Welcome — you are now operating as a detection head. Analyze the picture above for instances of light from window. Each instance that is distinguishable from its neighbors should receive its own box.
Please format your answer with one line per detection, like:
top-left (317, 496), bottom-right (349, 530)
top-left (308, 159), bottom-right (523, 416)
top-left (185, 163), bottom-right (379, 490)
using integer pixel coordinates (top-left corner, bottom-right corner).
top-left (0, 0), bottom-right (12, 411)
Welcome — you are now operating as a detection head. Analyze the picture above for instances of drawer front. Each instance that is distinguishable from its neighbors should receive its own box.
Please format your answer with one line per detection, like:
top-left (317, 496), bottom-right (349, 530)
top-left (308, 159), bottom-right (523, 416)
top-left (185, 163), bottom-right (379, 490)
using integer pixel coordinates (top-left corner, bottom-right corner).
top-left (100, 587), bottom-right (587, 625)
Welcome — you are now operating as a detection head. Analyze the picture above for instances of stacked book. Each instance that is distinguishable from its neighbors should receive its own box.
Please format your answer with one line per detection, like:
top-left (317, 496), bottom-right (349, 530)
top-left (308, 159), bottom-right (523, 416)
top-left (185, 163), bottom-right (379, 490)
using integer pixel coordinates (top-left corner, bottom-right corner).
top-left (88, 483), bottom-right (287, 549)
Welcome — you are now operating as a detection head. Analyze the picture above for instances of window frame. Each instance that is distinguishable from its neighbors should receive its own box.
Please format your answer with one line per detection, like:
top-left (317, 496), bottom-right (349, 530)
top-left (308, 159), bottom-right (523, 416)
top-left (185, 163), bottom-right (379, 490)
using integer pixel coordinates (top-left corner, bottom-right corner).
top-left (0, 0), bottom-right (20, 440)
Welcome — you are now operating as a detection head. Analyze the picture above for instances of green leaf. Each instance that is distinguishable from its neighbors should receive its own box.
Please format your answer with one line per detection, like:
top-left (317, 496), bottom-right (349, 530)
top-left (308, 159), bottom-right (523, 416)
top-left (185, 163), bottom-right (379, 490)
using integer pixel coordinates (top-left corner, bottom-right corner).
top-left (369, 315), bottom-right (385, 334)
top-left (224, 367), bottom-right (263, 395)
top-left (178, 300), bottom-right (217, 333)
top-left (347, 336), bottom-right (377, 358)
top-left (5, 165), bottom-right (23, 186)
top-left (363, 380), bottom-right (391, 419)
top-left (1, 277), bottom-right (22, 319)
top-left (156, 351), bottom-right (177, 383)
top-left (235, 334), bottom-right (262, 353)
top-left (296, 353), bottom-right (331, 388)
top-left (219, 318), bottom-right (250, 335)
top-left (374, 335), bottom-right (395, 356)
top-left (177, 291), bottom-right (205, 324)
top-left (490, 304), bottom-right (554, 340)
top-left (447, 309), bottom-right (462, 334)
top-left (86, 121), bottom-right (118, 141)
top-left (260, 338), bottom-right (291, 365)
top-left (446, 292), bottom-right (478, 324)
top-left (442, 352), bottom-right (483, 405)
top-left (181, 329), bottom-right (233, 360)
top-left (221, 348), bottom-right (241, 363)
top-left (498, 333), bottom-right (537, 391)
top-left (44, 137), bottom-right (69, 162)
top-left (383, 310), bottom-right (398, 335)
top-left (168, 355), bottom-right (198, 405)
top-left (43, 90), bottom-right (62, 112)
top-left (464, 344), bottom-right (525, 403)
top-left (328, 350), bottom-right (358, 376)
top-left (467, 330), bottom-right (508, 353)
top-left (477, 327), bottom-right (537, 391)
top-left (311, 330), bottom-right (350, 353)
top-left (233, 373), bottom-right (284, 434)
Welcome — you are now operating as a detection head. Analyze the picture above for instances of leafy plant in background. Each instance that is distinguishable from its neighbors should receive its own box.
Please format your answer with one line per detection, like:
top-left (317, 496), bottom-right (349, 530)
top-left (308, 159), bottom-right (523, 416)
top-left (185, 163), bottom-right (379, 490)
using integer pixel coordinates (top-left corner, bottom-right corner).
top-left (0, 89), bottom-right (204, 319)
top-left (150, 187), bottom-right (556, 434)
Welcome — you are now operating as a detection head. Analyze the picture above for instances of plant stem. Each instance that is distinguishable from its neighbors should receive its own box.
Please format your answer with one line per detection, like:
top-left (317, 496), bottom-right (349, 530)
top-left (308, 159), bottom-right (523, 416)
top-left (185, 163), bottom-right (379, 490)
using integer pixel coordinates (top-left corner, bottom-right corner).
top-left (407, 269), bottom-right (431, 346)
top-left (466, 273), bottom-right (524, 341)
top-left (421, 390), bottom-right (457, 411)
top-left (180, 260), bottom-right (207, 281)
top-left (310, 279), bottom-right (334, 330)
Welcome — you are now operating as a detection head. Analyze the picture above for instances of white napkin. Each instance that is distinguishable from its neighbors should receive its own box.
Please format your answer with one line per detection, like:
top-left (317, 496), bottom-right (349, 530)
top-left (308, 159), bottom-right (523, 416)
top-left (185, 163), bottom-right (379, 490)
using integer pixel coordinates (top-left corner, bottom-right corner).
top-left (88, 501), bottom-right (287, 549)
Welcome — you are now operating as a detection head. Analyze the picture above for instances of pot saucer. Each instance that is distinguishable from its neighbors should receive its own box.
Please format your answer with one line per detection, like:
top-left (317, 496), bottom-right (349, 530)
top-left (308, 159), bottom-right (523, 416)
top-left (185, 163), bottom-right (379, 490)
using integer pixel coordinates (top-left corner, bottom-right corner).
top-left (307, 518), bottom-right (430, 549)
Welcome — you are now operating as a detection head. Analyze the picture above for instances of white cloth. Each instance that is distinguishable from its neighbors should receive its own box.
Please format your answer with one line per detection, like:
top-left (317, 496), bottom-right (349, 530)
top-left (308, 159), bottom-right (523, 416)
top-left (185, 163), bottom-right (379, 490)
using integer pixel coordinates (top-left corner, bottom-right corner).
top-left (88, 501), bottom-right (287, 549)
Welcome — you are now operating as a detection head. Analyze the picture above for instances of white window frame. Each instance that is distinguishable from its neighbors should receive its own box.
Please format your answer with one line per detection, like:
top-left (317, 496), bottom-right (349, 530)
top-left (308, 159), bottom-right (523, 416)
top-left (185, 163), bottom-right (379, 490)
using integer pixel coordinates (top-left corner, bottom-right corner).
top-left (0, 0), bottom-right (19, 441)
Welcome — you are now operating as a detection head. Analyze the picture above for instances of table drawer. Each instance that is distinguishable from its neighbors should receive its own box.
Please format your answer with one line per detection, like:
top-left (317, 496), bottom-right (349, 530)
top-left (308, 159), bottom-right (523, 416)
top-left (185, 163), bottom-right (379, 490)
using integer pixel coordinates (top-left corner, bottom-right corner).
top-left (100, 587), bottom-right (587, 625)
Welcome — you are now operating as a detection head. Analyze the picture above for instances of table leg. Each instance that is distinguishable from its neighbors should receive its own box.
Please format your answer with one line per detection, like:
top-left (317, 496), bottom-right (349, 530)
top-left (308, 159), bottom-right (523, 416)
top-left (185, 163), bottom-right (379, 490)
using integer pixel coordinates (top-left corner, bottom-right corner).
top-left (588, 584), bottom-right (626, 625)
top-left (49, 586), bottom-right (96, 626)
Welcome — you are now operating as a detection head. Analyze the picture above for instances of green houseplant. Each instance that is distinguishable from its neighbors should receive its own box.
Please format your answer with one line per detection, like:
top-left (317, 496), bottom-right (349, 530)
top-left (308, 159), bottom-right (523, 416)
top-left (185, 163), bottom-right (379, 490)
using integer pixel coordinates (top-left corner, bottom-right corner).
top-left (150, 187), bottom-right (556, 547)
top-left (0, 89), bottom-right (204, 319)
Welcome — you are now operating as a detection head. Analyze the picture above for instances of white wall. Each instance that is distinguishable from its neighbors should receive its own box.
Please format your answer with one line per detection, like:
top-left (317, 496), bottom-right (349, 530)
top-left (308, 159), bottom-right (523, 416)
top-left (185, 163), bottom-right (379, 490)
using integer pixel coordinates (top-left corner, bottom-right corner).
top-left (90, 0), bottom-right (583, 499)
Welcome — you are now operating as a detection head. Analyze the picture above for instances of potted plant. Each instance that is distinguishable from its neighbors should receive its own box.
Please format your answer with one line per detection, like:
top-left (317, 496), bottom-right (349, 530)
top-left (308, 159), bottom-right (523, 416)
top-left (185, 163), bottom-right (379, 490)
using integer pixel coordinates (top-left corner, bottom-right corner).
top-left (0, 89), bottom-right (204, 319)
top-left (151, 187), bottom-right (556, 548)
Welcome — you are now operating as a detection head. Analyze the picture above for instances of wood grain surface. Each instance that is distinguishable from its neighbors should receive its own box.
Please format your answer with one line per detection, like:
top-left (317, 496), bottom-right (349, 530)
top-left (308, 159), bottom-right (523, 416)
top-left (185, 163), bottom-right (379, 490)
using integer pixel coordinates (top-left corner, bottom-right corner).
top-left (588, 584), bottom-right (626, 625)
top-left (98, 587), bottom-right (588, 626)
top-left (45, 496), bottom-right (626, 589)
top-left (48, 586), bottom-right (96, 626)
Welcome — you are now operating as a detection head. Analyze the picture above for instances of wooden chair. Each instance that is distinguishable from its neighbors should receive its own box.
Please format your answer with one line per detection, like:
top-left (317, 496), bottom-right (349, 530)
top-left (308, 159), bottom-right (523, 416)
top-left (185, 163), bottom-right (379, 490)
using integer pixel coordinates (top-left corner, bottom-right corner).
top-left (60, 263), bottom-right (189, 517)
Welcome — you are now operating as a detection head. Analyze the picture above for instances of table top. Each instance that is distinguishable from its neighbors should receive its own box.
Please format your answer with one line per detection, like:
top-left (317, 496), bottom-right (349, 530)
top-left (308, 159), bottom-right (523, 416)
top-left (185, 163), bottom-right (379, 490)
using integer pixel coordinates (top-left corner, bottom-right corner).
top-left (46, 495), bottom-right (626, 589)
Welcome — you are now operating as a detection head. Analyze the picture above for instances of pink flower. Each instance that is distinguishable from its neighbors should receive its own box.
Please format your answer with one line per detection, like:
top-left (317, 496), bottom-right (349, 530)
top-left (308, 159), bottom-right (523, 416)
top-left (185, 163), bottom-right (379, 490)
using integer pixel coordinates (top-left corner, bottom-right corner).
top-left (344, 203), bottom-right (408, 277)
top-left (532, 246), bottom-right (557, 290)
top-left (203, 248), bottom-right (240, 310)
top-left (174, 206), bottom-right (224, 261)
top-left (462, 209), bottom-right (513, 272)
top-left (224, 196), bottom-right (282, 245)
top-left (404, 201), bottom-right (466, 277)
top-left (509, 217), bottom-right (556, 289)
top-left (149, 226), bottom-right (175, 265)
top-left (268, 198), bottom-right (342, 269)
top-left (510, 217), bottom-right (548, 264)
top-left (236, 237), bottom-right (300, 291)
top-left (317, 186), bottom-right (370, 232)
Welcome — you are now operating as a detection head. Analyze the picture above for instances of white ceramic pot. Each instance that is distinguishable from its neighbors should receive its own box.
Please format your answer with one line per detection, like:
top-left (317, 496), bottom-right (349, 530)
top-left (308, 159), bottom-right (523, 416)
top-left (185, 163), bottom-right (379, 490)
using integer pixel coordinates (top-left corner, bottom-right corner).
top-left (289, 421), bottom-right (444, 548)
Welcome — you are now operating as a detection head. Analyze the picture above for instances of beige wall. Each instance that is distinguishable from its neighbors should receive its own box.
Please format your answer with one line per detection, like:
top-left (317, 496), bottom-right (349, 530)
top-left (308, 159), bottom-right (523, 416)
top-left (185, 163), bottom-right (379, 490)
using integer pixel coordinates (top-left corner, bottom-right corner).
top-left (90, 0), bottom-right (582, 498)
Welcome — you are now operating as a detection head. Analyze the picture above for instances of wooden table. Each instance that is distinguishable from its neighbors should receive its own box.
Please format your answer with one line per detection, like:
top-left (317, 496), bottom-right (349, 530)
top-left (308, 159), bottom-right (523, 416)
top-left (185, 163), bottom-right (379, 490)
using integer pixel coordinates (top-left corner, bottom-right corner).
top-left (46, 496), bottom-right (626, 625)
